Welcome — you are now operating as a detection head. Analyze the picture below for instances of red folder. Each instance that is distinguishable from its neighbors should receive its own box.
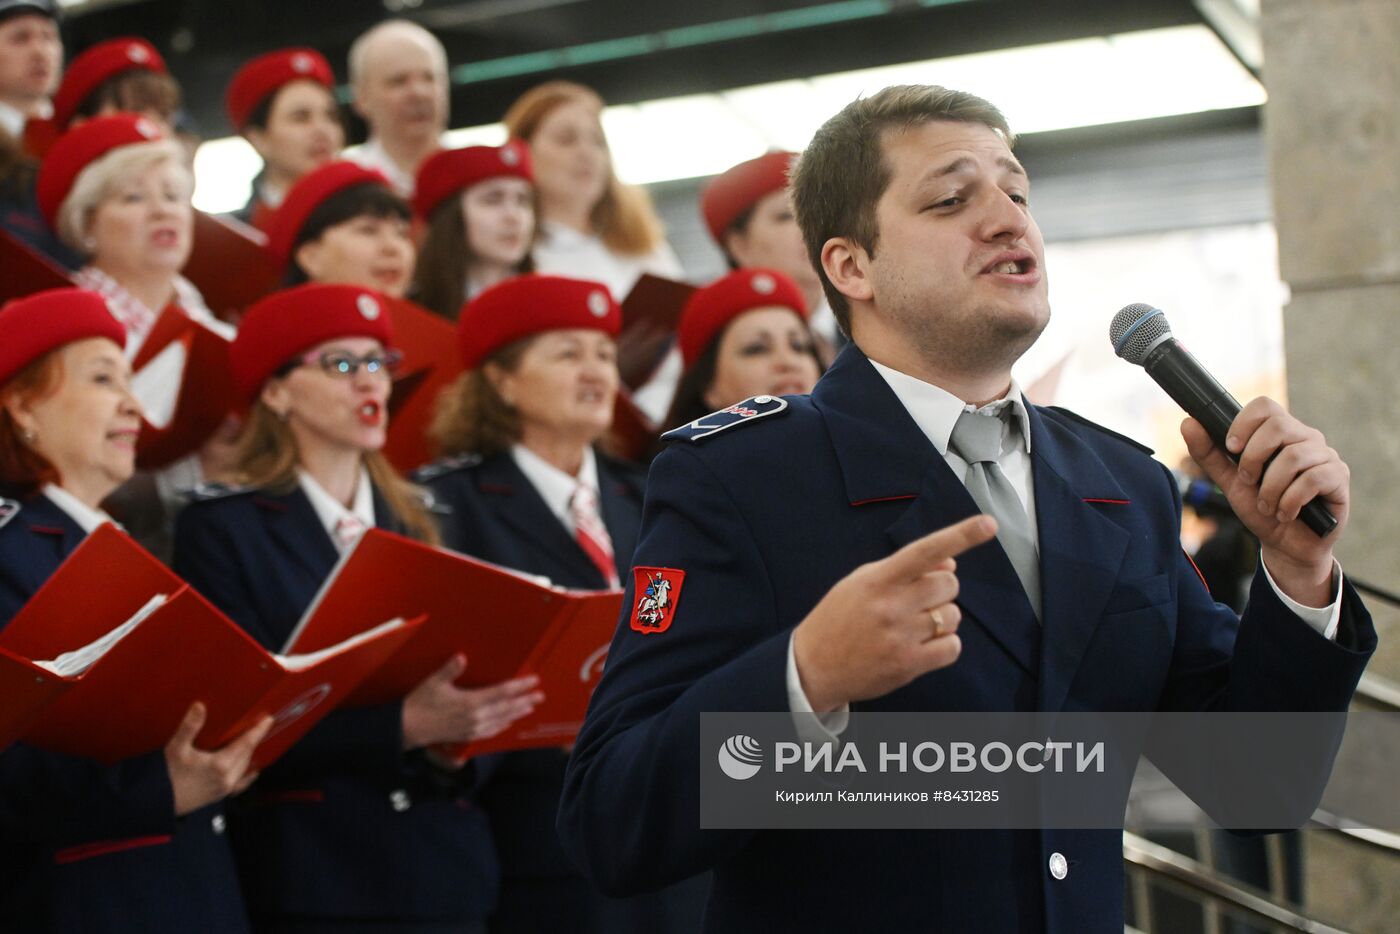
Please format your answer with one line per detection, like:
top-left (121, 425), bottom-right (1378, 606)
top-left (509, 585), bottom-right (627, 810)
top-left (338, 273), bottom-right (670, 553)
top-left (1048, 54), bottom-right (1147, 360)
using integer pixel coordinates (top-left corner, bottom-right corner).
top-left (617, 274), bottom-right (695, 390)
top-left (184, 212), bottom-right (280, 324)
top-left (286, 529), bottom-right (623, 757)
top-left (0, 229), bottom-right (73, 303)
top-left (0, 647), bottom-right (70, 753)
top-left (608, 388), bottom-right (660, 463)
top-left (0, 525), bottom-right (422, 770)
top-left (128, 306), bottom-right (240, 469)
top-left (382, 297), bottom-right (464, 472)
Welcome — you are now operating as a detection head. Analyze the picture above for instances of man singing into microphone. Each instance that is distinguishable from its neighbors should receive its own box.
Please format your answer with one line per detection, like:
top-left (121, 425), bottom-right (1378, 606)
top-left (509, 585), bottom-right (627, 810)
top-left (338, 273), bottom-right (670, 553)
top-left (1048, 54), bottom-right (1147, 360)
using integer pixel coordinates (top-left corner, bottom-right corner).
top-left (558, 85), bottom-right (1374, 933)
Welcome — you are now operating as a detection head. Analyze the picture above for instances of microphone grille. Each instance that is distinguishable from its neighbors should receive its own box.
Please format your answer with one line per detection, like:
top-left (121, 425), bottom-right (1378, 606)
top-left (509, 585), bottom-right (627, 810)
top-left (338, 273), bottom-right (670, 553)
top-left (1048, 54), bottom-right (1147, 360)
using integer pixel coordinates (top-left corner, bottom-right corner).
top-left (1110, 303), bottom-right (1172, 365)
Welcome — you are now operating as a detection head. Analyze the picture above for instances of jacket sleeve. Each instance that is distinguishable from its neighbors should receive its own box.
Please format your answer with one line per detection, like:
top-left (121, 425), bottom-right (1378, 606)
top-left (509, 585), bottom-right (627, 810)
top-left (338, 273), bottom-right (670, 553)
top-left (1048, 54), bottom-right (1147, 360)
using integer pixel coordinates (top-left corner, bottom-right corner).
top-left (558, 444), bottom-right (797, 896)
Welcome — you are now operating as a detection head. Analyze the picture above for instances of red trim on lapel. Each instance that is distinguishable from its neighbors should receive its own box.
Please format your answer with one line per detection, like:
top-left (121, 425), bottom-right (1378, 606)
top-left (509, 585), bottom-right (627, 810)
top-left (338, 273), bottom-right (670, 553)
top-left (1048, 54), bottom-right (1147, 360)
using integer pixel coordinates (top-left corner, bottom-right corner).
top-left (54, 834), bottom-right (173, 864)
top-left (1184, 549), bottom-right (1210, 592)
top-left (850, 494), bottom-right (917, 507)
top-left (28, 525), bottom-right (68, 535)
top-left (253, 496), bottom-right (290, 512)
top-left (1082, 498), bottom-right (1131, 505)
top-left (261, 789), bottom-right (325, 804)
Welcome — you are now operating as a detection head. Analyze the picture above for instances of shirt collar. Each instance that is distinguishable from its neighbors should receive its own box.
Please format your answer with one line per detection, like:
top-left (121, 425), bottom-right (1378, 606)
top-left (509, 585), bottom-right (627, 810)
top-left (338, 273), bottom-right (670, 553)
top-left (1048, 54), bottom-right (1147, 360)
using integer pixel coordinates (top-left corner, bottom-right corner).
top-left (511, 443), bottom-right (599, 526)
top-left (0, 101), bottom-right (25, 140)
top-left (41, 483), bottom-right (116, 535)
top-left (297, 468), bottom-right (375, 540)
top-left (867, 358), bottom-right (1032, 456)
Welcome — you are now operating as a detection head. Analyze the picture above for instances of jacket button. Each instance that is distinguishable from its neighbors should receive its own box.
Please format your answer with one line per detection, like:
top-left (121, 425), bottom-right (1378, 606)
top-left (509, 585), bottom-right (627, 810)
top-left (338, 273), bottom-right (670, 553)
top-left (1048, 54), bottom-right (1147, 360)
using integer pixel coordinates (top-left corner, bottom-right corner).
top-left (1048, 852), bottom-right (1068, 880)
top-left (389, 789), bottom-right (411, 812)
top-left (211, 814), bottom-right (226, 835)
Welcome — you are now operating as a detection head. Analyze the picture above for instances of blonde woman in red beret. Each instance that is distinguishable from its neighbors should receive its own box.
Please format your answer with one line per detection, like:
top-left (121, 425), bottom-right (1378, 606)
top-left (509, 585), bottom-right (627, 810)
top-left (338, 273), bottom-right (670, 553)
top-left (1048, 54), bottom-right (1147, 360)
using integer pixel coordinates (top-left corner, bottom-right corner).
top-left (225, 48), bottom-right (343, 229)
top-left (265, 159), bottom-right (416, 298)
top-left (662, 267), bottom-right (823, 431)
top-left (51, 36), bottom-right (179, 133)
top-left (37, 113), bottom-right (225, 355)
top-left (417, 274), bottom-right (705, 934)
top-left (0, 287), bottom-right (272, 934)
top-left (409, 141), bottom-right (536, 319)
top-left (172, 283), bottom-right (540, 933)
top-left (702, 152), bottom-right (839, 358)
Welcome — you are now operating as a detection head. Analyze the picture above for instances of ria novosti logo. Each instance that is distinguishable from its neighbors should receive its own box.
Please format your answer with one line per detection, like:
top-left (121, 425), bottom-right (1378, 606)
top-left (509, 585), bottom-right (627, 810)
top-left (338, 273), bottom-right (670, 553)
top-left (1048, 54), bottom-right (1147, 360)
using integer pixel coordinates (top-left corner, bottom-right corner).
top-left (718, 734), bottom-right (764, 780)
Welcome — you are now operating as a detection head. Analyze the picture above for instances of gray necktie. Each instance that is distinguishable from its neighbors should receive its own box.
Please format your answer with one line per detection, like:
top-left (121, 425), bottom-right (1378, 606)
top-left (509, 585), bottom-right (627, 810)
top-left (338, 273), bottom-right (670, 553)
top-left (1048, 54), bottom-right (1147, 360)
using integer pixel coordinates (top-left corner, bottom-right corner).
top-left (949, 408), bottom-right (1042, 620)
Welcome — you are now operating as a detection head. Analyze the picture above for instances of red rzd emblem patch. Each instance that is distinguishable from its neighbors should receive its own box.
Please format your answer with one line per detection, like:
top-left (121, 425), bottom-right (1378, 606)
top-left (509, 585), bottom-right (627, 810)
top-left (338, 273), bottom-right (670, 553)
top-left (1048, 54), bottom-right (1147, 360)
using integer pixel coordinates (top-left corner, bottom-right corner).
top-left (630, 567), bottom-right (685, 634)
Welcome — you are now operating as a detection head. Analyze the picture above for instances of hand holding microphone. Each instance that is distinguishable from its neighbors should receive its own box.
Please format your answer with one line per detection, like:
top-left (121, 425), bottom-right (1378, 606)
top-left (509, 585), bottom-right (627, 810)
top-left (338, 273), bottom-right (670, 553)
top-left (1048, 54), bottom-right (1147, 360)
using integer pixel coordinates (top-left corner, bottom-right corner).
top-left (1111, 304), bottom-right (1348, 606)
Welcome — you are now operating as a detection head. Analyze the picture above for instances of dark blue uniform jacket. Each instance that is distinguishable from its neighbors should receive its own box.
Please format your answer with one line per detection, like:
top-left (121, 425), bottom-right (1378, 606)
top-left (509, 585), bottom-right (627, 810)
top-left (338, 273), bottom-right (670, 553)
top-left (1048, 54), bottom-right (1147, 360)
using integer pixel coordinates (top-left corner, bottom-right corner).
top-left (172, 482), bottom-right (498, 928)
top-left (558, 346), bottom-right (1376, 934)
top-left (0, 490), bottom-right (248, 933)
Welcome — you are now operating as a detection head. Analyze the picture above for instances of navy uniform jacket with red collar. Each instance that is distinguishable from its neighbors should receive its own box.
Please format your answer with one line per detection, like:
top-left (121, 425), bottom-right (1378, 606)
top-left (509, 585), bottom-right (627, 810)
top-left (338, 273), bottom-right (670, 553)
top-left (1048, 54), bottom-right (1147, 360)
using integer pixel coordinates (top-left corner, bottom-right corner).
top-left (558, 345), bottom-right (1377, 934)
top-left (171, 482), bottom-right (498, 929)
top-left (416, 450), bottom-right (706, 934)
top-left (0, 489), bottom-right (249, 934)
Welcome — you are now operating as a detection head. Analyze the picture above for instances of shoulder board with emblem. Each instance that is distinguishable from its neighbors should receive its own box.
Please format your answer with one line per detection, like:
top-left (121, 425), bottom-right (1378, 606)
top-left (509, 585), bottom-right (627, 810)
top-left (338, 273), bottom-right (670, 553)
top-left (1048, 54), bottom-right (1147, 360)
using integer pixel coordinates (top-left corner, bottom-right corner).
top-left (0, 498), bottom-right (20, 530)
top-left (662, 395), bottom-right (789, 444)
top-left (186, 482), bottom-right (252, 502)
top-left (1046, 406), bottom-right (1154, 456)
top-left (411, 453), bottom-right (483, 484)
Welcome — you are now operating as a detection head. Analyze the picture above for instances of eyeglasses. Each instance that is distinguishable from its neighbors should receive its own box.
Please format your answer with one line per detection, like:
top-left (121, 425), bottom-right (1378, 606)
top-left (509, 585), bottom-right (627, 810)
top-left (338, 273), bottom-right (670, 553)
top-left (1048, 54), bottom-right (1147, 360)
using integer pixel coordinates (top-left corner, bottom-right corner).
top-left (291, 349), bottom-right (403, 379)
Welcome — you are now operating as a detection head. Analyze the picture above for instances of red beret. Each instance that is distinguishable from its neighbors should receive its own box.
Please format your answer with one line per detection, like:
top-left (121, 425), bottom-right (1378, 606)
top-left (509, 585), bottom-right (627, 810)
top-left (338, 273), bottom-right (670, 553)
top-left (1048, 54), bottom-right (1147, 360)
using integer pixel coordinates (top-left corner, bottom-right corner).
top-left (0, 288), bottom-right (126, 386)
top-left (230, 284), bottom-right (395, 400)
top-left (52, 38), bottom-right (167, 129)
top-left (412, 141), bottom-right (533, 219)
top-left (457, 275), bottom-right (620, 370)
top-left (264, 160), bottom-right (393, 270)
top-left (677, 268), bottom-right (808, 368)
top-left (226, 47), bottom-right (335, 131)
top-left (699, 151), bottom-right (796, 246)
top-left (35, 113), bottom-right (166, 228)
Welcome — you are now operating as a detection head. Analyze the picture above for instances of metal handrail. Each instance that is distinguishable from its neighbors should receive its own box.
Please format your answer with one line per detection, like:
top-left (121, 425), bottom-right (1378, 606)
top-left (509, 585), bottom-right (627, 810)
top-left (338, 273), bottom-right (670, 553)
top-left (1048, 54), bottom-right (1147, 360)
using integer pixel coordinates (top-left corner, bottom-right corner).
top-left (1122, 831), bottom-right (1351, 933)
top-left (1310, 808), bottom-right (1400, 856)
top-left (1353, 672), bottom-right (1400, 712)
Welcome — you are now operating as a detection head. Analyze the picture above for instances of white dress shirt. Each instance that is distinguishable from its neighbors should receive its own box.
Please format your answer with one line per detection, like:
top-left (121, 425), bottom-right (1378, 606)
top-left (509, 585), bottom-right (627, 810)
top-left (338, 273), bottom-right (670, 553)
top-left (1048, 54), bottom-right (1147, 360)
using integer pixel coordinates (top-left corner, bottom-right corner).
top-left (42, 483), bottom-right (116, 534)
top-left (298, 468), bottom-right (375, 552)
top-left (345, 136), bottom-right (445, 197)
top-left (531, 220), bottom-right (684, 305)
top-left (787, 359), bottom-right (1343, 739)
top-left (510, 443), bottom-right (601, 535)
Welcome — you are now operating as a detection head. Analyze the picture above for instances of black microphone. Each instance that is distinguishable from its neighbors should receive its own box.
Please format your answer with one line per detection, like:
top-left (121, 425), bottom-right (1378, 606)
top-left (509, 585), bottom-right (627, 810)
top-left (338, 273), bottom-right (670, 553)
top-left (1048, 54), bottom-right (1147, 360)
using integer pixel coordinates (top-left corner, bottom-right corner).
top-left (1110, 304), bottom-right (1337, 538)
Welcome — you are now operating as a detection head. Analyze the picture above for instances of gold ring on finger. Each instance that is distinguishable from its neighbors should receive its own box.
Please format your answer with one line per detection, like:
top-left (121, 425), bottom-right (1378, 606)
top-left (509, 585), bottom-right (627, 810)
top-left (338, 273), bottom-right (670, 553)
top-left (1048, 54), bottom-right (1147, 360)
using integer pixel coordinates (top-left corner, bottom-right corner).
top-left (927, 607), bottom-right (946, 637)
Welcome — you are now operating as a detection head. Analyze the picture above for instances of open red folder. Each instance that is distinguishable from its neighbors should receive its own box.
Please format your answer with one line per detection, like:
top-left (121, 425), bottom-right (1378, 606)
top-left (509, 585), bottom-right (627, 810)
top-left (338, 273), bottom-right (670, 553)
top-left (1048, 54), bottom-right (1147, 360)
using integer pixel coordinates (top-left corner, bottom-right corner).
top-left (0, 525), bottom-right (422, 769)
top-left (617, 274), bottom-right (695, 390)
top-left (286, 528), bottom-right (623, 759)
top-left (382, 298), bottom-right (464, 472)
top-left (0, 229), bottom-right (73, 303)
top-left (609, 388), bottom-right (660, 463)
top-left (184, 212), bottom-right (281, 324)
top-left (128, 305), bottom-right (241, 470)
top-left (0, 647), bottom-right (70, 753)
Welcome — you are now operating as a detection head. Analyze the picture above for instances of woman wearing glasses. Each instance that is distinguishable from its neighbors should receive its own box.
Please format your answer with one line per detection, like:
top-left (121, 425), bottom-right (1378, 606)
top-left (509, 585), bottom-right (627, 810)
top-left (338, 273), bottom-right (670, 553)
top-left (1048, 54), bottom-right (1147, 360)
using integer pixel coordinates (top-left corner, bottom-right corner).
top-left (172, 284), bottom-right (541, 933)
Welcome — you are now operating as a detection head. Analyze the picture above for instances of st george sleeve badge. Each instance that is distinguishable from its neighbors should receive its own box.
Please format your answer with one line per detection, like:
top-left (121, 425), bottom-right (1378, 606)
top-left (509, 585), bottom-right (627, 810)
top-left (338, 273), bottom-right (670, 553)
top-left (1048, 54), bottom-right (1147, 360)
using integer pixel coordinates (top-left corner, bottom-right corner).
top-left (630, 567), bottom-right (685, 634)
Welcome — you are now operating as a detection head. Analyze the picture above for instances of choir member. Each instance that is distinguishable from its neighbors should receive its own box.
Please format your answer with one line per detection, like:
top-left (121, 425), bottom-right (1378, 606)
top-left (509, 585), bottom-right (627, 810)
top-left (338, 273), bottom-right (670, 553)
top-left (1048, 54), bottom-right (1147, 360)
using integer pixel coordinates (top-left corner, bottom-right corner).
top-left (51, 36), bottom-right (179, 133)
top-left (409, 140), bottom-right (535, 319)
top-left (36, 113), bottom-right (222, 356)
top-left (265, 159), bottom-right (415, 297)
top-left (662, 268), bottom-right (821, 430)
top-left (417, 274), bottom-right (705, 934)
top-left (0, 287), bottom-right (271, 933)
top-left (0, 0), bottom-right (66, 261)
top-left (346, 19), bottom-right (448, 197)
top-left (172, 283), bottom-right (542, 933)
top-left (224, 47), bottom-right (343, 230)
top-left (700, 151), bottom-right (839, 353)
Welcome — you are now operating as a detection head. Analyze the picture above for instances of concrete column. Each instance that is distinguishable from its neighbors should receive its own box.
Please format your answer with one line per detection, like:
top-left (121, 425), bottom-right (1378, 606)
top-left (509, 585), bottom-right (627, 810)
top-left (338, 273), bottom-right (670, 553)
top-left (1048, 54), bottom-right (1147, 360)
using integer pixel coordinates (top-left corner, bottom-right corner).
top-left (1261, 2), bottom-right (1400, 930)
